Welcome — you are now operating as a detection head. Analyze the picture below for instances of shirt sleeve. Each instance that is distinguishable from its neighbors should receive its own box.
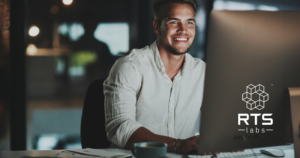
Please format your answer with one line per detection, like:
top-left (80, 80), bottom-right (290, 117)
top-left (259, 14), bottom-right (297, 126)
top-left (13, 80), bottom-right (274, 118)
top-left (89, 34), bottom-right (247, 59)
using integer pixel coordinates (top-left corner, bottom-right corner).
top-left (103, 58), bottom-right (143, 148)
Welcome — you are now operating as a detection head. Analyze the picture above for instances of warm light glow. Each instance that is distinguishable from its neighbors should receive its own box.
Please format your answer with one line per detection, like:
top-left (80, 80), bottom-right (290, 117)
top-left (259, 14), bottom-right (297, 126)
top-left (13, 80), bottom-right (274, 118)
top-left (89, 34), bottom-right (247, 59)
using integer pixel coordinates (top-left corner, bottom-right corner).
top-left (26, 44), bottom-right (37, 55)
top-left (29, 26), bottom-right (40, 37)
top-left (63, 0), bottom-right (73, 5)
top-left (50, 5), bottom-right (59, 14)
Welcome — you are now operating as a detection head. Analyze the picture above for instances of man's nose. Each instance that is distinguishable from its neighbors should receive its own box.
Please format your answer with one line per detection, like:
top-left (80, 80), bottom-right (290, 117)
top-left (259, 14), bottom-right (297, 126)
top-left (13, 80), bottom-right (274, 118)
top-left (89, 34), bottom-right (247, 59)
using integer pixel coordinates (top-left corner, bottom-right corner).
top-left (177, 23), bottom-right (188, 33)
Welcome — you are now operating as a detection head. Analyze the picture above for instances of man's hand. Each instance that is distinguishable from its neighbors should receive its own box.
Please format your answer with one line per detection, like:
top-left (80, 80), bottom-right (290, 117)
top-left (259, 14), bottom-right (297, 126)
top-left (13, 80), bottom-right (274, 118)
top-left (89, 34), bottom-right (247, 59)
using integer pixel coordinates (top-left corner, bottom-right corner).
top-left (176, 135), bottom-right (199, 155)
top-left (125, 128), bottom-right (200, 154)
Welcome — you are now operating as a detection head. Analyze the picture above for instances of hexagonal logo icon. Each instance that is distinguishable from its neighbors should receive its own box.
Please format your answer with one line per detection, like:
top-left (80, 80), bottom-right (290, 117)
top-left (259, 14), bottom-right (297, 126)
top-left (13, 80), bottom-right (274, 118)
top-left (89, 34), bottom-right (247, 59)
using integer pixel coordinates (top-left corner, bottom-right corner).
top-left (242, 84), bottom-right (269, 110)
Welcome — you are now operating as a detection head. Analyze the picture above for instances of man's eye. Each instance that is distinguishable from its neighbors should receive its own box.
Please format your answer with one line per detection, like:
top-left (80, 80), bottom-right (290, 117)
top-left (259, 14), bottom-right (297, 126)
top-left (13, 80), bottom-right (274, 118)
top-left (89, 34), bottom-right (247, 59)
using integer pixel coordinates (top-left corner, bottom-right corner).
top-left (187, 22), bottom-right (194, 24)
top-left (170, 21), bottom-right (177, 24)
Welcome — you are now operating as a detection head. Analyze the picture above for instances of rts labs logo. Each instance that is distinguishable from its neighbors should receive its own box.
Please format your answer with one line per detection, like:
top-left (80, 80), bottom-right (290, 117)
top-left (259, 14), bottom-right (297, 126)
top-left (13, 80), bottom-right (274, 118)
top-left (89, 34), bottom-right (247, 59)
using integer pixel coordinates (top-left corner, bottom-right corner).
top-left (238, 84), bottom-right (273, 133)
top-left (242, 84), bottom-right (269, 110)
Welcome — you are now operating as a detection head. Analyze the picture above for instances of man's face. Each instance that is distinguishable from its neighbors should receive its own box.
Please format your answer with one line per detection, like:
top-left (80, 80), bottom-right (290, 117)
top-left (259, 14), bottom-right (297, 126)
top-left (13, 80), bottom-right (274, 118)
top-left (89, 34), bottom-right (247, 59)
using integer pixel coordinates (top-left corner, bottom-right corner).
top-left (155, 3), bottom-right (196, 55)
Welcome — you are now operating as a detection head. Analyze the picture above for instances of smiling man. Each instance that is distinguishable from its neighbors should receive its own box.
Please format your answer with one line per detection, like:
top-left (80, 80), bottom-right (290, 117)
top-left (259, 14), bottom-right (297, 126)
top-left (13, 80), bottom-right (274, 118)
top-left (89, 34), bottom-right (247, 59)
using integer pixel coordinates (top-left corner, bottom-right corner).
top-left (104, 0), bottom-right (205, 154)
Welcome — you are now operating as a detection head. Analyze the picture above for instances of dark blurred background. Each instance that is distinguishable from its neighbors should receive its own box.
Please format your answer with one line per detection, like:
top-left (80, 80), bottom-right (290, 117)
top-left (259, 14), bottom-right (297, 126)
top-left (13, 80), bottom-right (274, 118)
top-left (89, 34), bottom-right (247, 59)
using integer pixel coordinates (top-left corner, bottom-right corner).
top-left (0, 0), bottom-right (299, 151)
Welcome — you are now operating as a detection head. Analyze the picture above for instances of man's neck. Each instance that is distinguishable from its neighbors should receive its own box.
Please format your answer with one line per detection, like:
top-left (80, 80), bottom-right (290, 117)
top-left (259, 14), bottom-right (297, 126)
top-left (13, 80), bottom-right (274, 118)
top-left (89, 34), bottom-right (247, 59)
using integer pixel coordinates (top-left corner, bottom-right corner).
top-left (157, 42), bottom-right (185, 81)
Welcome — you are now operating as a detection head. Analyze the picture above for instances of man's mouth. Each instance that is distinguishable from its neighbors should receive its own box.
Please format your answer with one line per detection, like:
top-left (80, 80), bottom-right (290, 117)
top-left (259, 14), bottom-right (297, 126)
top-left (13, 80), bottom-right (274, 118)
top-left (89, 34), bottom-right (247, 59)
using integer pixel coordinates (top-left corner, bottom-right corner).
top-left (173, 37), bottom-right (189, 42)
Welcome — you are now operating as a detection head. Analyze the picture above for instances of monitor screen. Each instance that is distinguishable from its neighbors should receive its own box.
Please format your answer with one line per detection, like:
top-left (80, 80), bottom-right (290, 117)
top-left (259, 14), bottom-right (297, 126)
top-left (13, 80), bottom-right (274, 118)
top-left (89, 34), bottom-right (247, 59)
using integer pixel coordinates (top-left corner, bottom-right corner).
top-left (198, 11), bottom-right (300, 153)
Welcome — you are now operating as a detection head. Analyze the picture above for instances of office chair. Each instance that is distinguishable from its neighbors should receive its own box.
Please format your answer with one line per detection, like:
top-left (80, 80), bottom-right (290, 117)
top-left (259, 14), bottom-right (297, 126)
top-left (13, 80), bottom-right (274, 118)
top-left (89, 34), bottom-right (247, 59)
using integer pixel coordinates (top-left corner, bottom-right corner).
top-left (81, 79), bottom-right (111, 148)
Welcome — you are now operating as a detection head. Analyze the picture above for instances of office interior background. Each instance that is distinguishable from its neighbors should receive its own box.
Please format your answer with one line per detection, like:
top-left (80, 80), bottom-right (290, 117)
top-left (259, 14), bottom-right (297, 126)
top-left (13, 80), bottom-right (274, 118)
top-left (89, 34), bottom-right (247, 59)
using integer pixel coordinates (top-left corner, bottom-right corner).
top-left (0, 0), bottom-right (299, 151)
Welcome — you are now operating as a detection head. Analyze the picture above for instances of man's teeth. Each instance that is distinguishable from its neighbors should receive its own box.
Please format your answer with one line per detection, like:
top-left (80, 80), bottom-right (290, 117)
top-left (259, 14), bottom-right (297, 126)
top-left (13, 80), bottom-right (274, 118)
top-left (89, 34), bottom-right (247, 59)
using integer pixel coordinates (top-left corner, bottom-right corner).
top-left (175, 38), bottom-right (187, 41)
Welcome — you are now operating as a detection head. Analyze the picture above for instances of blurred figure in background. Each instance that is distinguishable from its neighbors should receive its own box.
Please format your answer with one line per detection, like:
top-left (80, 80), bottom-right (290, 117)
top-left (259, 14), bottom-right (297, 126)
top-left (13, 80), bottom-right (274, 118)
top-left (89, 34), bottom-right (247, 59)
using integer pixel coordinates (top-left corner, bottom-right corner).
top-left (71, 19), bottom-right (117, 80)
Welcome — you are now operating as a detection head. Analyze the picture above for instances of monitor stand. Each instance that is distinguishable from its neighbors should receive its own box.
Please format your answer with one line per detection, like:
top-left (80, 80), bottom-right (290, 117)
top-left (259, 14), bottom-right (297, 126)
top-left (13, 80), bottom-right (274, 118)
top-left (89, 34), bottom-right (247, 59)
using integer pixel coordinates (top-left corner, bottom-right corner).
top-left (288, 87), bottom-right (300, 158)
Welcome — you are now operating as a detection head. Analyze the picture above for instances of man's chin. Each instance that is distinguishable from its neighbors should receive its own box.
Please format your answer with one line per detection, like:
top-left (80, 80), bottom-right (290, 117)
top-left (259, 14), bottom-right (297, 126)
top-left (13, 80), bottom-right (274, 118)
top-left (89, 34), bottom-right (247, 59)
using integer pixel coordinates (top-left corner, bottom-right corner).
top-left (170, 51), bottom-right (187, 56)
top-left (167, 45), bottom-right (190, 56)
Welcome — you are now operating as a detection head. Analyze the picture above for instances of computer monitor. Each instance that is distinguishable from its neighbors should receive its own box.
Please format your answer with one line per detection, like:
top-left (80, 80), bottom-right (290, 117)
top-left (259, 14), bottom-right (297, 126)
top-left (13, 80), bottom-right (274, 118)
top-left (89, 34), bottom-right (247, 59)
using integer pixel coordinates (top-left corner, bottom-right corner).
top-left (198, 10), bottom-right (300, 153)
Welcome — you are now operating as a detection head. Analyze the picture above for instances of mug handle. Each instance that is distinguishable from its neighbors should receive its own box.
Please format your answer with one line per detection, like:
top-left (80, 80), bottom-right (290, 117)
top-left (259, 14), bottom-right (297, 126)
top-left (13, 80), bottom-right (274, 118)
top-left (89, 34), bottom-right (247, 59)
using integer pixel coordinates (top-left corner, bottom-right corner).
top-left (131, 144), bottom-right (136, 157)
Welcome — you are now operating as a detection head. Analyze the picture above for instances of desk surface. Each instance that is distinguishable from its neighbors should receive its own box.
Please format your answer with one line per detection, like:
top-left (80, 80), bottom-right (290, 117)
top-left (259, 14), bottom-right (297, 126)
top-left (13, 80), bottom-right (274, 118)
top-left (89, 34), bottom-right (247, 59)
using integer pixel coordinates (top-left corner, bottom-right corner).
top-left (0, 144), bottom-right (295, 158)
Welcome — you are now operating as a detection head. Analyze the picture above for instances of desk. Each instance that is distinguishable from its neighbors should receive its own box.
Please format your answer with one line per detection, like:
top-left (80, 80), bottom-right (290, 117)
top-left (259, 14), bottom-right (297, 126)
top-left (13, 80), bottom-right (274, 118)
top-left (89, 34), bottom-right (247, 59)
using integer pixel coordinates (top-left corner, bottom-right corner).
top-left (0, 145), bottom-right (295, 158)
top-left (0, 148), bottom-right (181, 158)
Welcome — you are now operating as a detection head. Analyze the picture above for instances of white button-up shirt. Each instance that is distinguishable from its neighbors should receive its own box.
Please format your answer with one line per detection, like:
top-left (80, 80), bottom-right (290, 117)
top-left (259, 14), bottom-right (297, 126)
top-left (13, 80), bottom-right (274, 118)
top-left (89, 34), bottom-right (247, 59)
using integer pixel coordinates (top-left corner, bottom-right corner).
top-left (104, 41), bottom-right (206, 148)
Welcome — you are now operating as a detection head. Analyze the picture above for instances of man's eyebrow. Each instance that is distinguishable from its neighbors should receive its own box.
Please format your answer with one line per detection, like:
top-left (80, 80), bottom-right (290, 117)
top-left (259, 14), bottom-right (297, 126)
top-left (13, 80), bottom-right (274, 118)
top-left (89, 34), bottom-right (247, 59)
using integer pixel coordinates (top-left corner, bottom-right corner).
top-left (166, 18), bottom-right (196, 22)
top-left (166, 18), bottom-right (179, 21)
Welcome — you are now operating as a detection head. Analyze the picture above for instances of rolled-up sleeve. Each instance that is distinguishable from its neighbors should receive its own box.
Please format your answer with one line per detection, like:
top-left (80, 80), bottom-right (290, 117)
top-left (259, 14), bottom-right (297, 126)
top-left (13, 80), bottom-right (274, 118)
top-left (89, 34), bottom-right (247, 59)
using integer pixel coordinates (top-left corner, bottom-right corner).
top-left (103, 58), bottom-right (143, 148)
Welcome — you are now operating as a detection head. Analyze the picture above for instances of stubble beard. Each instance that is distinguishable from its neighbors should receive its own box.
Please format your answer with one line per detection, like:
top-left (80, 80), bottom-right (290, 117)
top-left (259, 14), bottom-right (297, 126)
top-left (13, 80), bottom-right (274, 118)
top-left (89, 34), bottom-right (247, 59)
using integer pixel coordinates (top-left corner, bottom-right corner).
top-left (165, 43), bottom-right (191, 56)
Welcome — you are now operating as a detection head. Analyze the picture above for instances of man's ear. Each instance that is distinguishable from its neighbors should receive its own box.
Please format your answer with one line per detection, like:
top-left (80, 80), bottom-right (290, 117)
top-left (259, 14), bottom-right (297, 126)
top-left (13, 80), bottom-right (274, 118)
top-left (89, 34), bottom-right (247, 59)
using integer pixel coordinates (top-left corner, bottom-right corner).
top-left (153, 20), bottom-right (160, 35)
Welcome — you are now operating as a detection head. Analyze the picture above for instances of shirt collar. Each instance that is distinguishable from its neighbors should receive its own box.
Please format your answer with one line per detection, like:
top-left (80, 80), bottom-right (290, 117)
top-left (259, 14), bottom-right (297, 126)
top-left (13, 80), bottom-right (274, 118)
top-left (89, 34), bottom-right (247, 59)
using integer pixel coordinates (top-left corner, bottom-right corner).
top-left (150, 40), bottom-right (188, 75)
top-left (151, 41), bottom-right (165, 73)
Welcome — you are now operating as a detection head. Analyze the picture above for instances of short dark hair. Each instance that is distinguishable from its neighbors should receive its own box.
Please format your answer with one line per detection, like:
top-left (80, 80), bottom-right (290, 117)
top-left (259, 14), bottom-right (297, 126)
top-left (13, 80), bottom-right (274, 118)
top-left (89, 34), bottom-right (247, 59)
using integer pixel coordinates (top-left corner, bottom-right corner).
top-left (152, 0), bottom-right (199, 27)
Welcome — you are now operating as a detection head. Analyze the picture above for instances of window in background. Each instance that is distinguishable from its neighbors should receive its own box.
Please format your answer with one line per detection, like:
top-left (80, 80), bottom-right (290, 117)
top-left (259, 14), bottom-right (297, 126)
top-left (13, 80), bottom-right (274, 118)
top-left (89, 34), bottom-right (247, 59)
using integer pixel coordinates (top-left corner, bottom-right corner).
top-left (32, 110), bottom-right (82, 150)
top-left (35, 134), bottom-right (81, 150)
top-left (25, 0), bottom-right (135, 150)
top-left (59, 23), bottom-right (85, 41)
top-left (187, 0), bottom-right (206, 60)
top-left (68, 51), bottom-right (97, 76)
top-left (94, 23), bottom-right (129, 56)
top-left (58, 23), bottom-right (68, 36)
top-left (214, 0), bottom-right (278, 11)
top-left (213, 0), bottom-right (300, 11)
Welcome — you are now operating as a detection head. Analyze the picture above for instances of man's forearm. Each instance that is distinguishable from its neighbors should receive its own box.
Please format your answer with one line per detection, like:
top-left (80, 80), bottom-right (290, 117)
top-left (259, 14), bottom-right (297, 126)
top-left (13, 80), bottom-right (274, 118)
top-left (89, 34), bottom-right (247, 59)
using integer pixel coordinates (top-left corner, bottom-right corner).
top-left (124, 127), bottom-right (175, 152)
